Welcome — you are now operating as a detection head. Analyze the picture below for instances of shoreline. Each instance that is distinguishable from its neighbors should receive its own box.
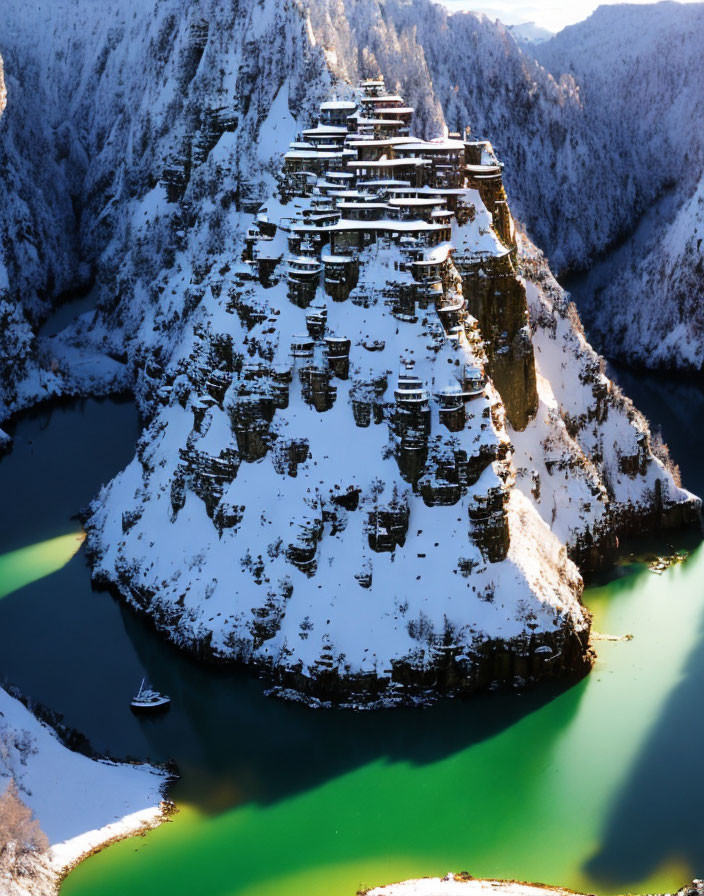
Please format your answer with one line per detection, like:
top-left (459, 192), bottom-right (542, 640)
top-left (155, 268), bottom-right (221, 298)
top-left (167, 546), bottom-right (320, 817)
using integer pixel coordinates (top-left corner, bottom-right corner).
top-left (52, 800), bottom-right (174, 894)
top-left (0, 685), bottom-right (171, 896)
top-left (363, 873), bottom-right (702, 896)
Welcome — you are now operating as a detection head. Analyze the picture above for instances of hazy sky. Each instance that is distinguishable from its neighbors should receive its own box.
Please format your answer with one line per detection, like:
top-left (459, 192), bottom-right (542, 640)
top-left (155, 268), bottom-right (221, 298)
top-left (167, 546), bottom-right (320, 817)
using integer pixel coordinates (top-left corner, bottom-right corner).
top-left (437, 0), bottom-right (699, 33)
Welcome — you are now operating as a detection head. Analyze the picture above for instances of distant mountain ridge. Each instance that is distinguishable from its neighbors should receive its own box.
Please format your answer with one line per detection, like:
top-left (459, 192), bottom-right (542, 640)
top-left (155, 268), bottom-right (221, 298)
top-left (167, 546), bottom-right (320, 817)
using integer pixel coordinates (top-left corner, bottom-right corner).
top-left (3, 0), bottom-right (704, 378)
top-left (534, 1), bottom-right (704, 368)
top-left (507, 21), bottom-right (553, 44)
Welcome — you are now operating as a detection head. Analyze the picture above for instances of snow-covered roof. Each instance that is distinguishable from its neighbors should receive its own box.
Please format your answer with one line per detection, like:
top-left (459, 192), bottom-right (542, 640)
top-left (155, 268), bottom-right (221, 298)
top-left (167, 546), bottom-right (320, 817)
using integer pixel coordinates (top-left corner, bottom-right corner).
top-left (351, 116), bottom-right (404, 127)
top-left (346, 137), bottom-right (417, 148)
top-left (337, 201), bottom-right (390, 210)
top-left (292, 218), bottom-right (449, 233)
top-left (357, 179), bottom-right (413, 187)
top-left (398, 139), bottom-right (465, 152)
top-left (347, 158), bottom-right (430, 168)
top-left (388, 197), bottom-right (444, 207)
top-left (286, 255), bottom-right (322, 266)
top-left (320, 100), bottom-right (357, 111)
top-left (302, 125), bottom-right (349, 135)
top-left (464, 163), bottom-right (503, 176)
top-left (375, 105), bottom-right (415, 115)
top-left (360, 94), bottom-right (404, 103)
top-left (285, 150), bottom-right (344, 160)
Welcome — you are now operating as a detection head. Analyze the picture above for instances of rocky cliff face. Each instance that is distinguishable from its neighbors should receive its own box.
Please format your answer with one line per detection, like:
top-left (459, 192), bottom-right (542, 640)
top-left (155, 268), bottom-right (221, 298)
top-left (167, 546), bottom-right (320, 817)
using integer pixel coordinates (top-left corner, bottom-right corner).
top-left (0, 0), bottom-right (699, 704)
top-left (82, 68), bottom-right (693, 705)
top-left (85, 77), bottom-right (599, 705)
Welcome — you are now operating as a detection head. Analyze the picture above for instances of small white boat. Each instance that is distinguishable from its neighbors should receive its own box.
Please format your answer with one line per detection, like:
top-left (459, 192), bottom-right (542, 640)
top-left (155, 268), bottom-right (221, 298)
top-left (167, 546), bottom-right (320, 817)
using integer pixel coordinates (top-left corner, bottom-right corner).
top-left (130, 678), bottom-right (171, 713)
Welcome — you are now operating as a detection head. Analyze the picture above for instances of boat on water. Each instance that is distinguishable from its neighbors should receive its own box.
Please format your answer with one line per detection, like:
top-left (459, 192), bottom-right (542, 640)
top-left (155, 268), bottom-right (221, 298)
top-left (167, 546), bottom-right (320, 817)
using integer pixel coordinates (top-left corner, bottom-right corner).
top-left (130, 678), bottom-right (171, 713)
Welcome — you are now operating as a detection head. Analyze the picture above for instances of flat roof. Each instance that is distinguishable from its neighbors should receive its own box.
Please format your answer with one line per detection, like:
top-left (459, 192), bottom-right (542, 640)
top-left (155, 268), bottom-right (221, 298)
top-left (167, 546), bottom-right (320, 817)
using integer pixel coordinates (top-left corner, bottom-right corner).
top-left (320, 101), bottom-right (357, 110)
top-left (388, 197), bottom-right (444, 207)
top-left (293, 218), bottom-right (449, 234)
top-left (302, 125), bottom-right (348, 135)
top-left (351, 116), bottom-right (404, 127)
top-left (375, 106), bottom-right (414, 115)
top-left (285, 150), bottom-right (344, 160)
top-left (397, 139), bottom-right (465, 152)
top-left (337, 201), bottom-right (389, 208)
top-left (347, 158), bottom-right (430, 168)
top-left (387, 186), bottom-right (476, 197)
top-left (346, 137), bottom-right (417, 148)
top-left (360, 94), bottom-right (404, 103)
top-left (324, 189), bottom-right (374, 197)
top-left (464, 163), bottom-right (503, 175)
top-left (358, 179), bottom-right (412, 187)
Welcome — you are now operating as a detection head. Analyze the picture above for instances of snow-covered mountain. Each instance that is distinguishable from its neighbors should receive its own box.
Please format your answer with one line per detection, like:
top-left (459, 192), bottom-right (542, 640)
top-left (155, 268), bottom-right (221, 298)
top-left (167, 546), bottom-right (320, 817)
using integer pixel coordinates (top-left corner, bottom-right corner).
top-left (507, 22), bottom-right (554, 44)
top-left (0, 0), bottom-right (698, 704)
top-left (534, 2), bottom-right (704, 369)
top-left (84, 69), bottom-right (697, 704)
top-left (3, 0), bottom-right (704, 384)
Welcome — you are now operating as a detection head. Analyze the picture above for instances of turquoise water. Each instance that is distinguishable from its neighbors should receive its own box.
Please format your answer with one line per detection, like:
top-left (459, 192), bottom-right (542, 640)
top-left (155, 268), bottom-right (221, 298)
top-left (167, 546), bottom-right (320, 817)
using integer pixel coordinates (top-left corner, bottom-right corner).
top-left (0, 377), bottom-right (701, 896)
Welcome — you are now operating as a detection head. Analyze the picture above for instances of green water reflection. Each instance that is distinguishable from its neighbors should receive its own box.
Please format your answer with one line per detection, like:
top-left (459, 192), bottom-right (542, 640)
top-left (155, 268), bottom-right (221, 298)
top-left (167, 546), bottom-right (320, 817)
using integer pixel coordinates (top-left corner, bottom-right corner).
top-left (0, 533), bottom-right (84, 600)
top-left (61, 547), bottom-right (704, 896)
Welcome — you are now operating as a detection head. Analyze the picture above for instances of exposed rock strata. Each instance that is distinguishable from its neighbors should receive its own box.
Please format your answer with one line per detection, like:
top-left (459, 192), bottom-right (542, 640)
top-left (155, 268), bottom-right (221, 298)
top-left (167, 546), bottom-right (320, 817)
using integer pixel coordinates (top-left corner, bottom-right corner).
top-left (85, 78), bottom-right (694, 707)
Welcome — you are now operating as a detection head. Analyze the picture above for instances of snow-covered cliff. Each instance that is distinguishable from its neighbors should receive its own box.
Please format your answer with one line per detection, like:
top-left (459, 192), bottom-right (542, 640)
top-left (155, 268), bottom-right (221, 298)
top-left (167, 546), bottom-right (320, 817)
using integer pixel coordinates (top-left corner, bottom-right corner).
top-left (83, 72), bottom-right (693, 705)
top-left (0, 0), bottom-right (698, 704)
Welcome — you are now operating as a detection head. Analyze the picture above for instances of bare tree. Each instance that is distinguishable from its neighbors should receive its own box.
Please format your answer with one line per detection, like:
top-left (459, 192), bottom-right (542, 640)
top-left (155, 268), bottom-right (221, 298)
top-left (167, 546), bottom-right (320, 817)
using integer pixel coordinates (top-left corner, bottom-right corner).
top-left (0, 779), bottom-right (49, 875)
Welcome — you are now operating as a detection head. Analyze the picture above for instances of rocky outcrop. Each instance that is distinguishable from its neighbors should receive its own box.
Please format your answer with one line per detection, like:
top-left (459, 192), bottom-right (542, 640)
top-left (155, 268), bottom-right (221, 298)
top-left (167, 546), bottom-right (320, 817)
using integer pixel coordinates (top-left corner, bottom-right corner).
top-left (83, 79), bottom-right (601, 707)
top-left (456, 250), bottom-right (537, 431)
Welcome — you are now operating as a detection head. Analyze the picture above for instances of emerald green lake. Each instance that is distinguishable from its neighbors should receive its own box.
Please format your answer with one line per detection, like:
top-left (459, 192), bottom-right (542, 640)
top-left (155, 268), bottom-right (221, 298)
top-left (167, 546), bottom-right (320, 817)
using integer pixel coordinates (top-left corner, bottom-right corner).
top-left (0, 371), bottom-right (703, 896)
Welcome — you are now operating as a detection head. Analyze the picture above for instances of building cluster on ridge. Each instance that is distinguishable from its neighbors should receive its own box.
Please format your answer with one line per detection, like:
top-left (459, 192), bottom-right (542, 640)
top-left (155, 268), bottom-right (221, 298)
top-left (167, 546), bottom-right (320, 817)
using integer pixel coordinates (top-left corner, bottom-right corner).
top-left (229, 78), bottom-right (533, 564)
top-left (165, 77), bottom-right (540, 588)
top-left (115, 76), bottom-right (605, 701)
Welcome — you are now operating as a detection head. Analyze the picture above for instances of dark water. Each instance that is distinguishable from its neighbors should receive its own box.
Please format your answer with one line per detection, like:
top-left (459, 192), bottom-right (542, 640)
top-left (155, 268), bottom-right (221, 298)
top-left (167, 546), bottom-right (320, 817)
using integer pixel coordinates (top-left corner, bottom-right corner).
top-left (0, 371), bottom-right (702, 896)
top-left (37, 285), bottom-right (98, 338)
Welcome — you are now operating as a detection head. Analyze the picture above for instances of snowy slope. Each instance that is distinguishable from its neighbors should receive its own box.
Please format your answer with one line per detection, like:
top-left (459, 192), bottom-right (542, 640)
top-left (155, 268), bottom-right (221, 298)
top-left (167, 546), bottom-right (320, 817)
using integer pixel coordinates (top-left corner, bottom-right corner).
top-left (508, 22), bottom-right (554, 45)
top-left (0, 686), bottom-right (167, 894)
top-left (591, 174), bottom-right (704, 369)
top-left (3, 0), bottom-right (704, 394)
top-left (535, 2), bottom-right (704, 368)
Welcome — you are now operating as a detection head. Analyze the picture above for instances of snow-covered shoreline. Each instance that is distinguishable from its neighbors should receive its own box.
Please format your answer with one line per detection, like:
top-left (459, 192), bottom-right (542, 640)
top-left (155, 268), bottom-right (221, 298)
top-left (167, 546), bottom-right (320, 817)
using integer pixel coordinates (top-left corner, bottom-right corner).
top-left (366, 876), bottom-right (582, 896)
top-left (0, 686), bottom-right (171, 896)
top-left (50, 802), bottom-right (170, 893)
top-left (365, 873), bottom-right (704, 896)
